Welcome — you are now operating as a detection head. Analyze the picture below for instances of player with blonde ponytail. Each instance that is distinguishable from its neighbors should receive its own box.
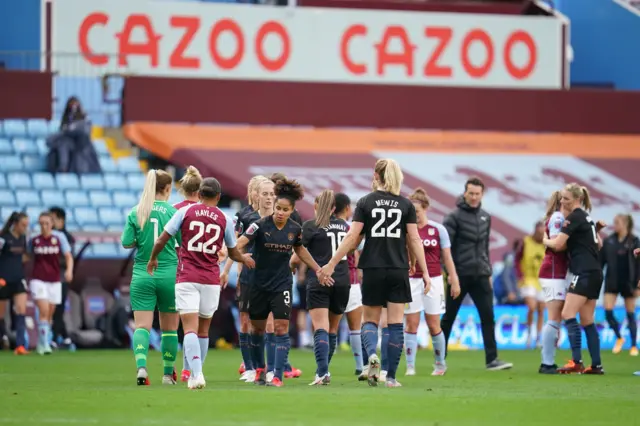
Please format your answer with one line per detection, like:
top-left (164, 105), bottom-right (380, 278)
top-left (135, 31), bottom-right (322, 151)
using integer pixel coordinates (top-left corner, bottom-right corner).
top-left (121, 169), bottom-right (180, 386)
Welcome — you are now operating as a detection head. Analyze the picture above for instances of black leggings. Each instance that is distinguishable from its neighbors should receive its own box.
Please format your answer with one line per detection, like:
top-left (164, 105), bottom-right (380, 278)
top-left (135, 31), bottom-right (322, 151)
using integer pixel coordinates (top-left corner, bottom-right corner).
top-left (52, 282), bottom-right (69, 340)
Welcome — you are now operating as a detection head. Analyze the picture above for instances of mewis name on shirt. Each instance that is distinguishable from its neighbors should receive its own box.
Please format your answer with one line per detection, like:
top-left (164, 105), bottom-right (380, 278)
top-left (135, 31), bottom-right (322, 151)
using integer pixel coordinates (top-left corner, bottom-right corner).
top-left (375, 200), bottom-right (399, 208)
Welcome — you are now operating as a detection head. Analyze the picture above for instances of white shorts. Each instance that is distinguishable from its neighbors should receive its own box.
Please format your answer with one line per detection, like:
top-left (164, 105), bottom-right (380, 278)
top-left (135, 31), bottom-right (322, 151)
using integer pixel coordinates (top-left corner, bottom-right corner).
top-left (540, 278), bottom-right (570, 303)
top-left (30, 279), bottom-right (62, 304)
top-left (344, 284), bottom-right (363, 313)
top-left (175, 283), bottom-right (221, 318)
top-left (405, 275), bottom-right (445, 315)
top-left (520, 285), bottom-right (545, 302)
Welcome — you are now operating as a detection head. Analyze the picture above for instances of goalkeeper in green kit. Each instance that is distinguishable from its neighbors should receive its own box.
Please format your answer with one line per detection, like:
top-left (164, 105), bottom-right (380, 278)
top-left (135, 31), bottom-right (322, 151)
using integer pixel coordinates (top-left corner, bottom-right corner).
top-left (121, 169), bottom-right (180, 386)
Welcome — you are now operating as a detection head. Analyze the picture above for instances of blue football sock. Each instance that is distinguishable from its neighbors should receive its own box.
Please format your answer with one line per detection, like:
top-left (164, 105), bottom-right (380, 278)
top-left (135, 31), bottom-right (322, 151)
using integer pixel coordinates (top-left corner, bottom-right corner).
top-left (432, 331), bottom-right (446, 365)
top-left (404, 332), bottom-right (418, 368)
top-left (250, 333), bottom-right (265, 370)
top-left (583, 323), bottom-right (602, 367)
top-left (381, 327), bottom-right (390, 371)
top-left (274, 334), bottom-right (290, 381)
top-left (313, 329), bottom-right (330, 376)
top-left (349, 331), bottom-right (364, 371)
top-left (564, 318), bottom-right (582, 363)
top-left (605, 310), bottom-right (621, 339)
top-left (266, 333), bottom-right (276, 372)
top-left (361, 322), bottom-right (378, 362)
top-left (239, 333), bottom-right (254, 371)
top-left (541, 320), bottom-right (560, 366)
top-left (627, 312), bottom-right (637, 347)
top-left (362, 337), bottom-right (369, 361)
top-left (386, 323), bottom-right (404, 380)
top-left (328, 333), bottom-right (337, 366)
top-left (183, 333), bottom-right (202, 376)
top-left (14, 315), bottom-right (26, 348)
top-left (38, 321), bottom-right (50, 348)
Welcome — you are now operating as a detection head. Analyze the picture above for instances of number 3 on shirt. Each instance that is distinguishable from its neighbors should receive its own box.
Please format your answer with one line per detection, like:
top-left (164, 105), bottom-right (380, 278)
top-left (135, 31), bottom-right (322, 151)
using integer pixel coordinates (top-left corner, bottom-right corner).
top-left (371, 208), bottom-right (402, 238)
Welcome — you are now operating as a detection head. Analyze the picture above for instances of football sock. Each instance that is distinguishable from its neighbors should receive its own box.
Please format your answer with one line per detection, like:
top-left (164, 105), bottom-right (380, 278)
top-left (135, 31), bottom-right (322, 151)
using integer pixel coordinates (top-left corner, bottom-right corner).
top-left (133, 328), bottom-right (150, 369)
top-left (349, 330), bottom-right (364, 371)
top-left (239, 332), bottom-right (254, 371)
top-left (38, 320), bottom-right (51, 348)
top-left (250, 333), bottom-right (266, 370)
top-left (627, 312), bottom-right (637, 347)
top-left (404, 332), bottom-right (418, 368)
top-left (605, 310), bottom-right (621, 339)
top-left (432, 331), bottom-right (446, 365)
top-left (274, 334), bottom-right (290, 381)
top-left (161, 331), bottom-right (178, 375)
top-left (183, 349), bottom-right (189, 372)
top-left (381, 327), bottom-right (390, 371)
top-left (313, 329), bottom-right (330, 376)
top-left (266, 333), bottom-right (276, 372)
top-left (541, 320), bottom-right (560, 366)
top-left (14, 315), bottom-right (26, 348)
top-left (583, 323), bottom-right (602, 367)
top-left (328, 333), bottom-right (337, 366)
top-left (386, 323), bottom-right (404, 380)
top-left (361, 322), bottom-right (378, 362)
top-left (198, 335), bottom-right (209, 366)
top-left (564, 318), bottom-right (582, 363)
top-left (183, 332), bottom-right (202, 376)
top-left (362, 337), bottom-right (369, 361)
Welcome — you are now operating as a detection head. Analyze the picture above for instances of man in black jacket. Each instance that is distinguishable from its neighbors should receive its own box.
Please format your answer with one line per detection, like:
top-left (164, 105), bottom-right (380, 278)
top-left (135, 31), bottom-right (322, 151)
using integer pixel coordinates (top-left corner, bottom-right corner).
top-left (441, 178), bottom-right (513, 370)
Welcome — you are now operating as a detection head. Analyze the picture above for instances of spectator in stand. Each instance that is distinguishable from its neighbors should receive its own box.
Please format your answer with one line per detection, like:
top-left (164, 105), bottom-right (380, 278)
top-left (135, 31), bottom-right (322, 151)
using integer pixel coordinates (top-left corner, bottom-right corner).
top-left (47, 96), bottom-right (101, 174)
top-left (49, 207), bottom-right (75, 350)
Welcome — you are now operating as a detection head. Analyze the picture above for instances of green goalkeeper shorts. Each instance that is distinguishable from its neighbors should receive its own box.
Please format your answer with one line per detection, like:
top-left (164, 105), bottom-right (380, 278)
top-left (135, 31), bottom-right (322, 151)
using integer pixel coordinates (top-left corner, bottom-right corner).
top-left (130, 266), bottom-right (177, 313)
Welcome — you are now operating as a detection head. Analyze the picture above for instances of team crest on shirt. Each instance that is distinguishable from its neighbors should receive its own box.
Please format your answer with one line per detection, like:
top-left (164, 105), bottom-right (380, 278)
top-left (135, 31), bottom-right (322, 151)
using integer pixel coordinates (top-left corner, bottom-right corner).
top-left (554, 220), bottom-right (562, 229)
top-left (287, 233), bottom-right (294, 241)
top-left (51, 237), bottom-right (57, 245)
top-left (428, 228), bottom-right (435, 236)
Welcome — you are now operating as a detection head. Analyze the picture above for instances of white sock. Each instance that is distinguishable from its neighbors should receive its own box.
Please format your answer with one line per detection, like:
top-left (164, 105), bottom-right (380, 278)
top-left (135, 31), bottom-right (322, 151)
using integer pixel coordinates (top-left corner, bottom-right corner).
top-left (183, 350), bottom-right (189, 372)
top-left (198, 337), bottom-right (210, 366)
top-left (184, 333), bottom-right (202, 376)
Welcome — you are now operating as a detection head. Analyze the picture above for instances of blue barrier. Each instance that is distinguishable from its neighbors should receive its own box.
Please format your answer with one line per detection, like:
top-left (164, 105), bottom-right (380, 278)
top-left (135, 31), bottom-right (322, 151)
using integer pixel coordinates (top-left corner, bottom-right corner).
top-left (441, 305), bottom-right (638, 351)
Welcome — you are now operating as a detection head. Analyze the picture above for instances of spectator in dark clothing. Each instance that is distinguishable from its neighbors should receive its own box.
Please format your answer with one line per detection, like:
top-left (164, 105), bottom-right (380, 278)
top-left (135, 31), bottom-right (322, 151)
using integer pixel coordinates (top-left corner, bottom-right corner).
top-left (601, 214), bottom-right (640, 355)
top-left (440, 177), bottom-right (513, 370)
top-left (47, 97), bottom-right (102, 174)
top-left (50, 206), bottom-right (75, 349)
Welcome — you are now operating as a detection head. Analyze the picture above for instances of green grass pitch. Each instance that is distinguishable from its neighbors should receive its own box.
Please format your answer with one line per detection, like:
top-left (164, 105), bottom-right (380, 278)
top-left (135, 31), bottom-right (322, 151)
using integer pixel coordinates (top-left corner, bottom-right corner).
top-left (1, 348), bottom-right (638, 425)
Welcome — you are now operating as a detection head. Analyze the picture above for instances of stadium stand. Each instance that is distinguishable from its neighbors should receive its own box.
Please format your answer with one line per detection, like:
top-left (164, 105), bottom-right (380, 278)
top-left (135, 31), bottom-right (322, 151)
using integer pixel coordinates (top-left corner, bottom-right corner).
top-left (0, 118), bottom-right (236, 259)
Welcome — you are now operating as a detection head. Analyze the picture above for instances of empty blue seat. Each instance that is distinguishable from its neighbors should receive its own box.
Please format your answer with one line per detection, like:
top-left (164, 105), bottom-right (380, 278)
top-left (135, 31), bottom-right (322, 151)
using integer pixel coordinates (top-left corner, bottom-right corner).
top-left (36, 138), bottom-right (48, 156)
top-left (66, 222), bottom-right (80, 233)
top-left (48, 120), bottom-right (61, 134)
top-left (121, 207), bottom-right (131, 219)
top-left (26, 206), bottom-right (47, 219)
top-left (65, 190), bottom-right (90, 207)
top-left (32, 172), bottom-right (56, 190)
top-left (74, 207), bottom-right (100, 226)
top-left (2, 120), bottom-right (27, 138)
top-left (89, 243), bottom-right (120, 258)
top-left (12, 138), bottom-right (38, 155)
top-left (99, 157), bottom-right (117, 173)
top-left (41, 190), bottom-right (64, 206)
top-left (82, 224), bottom-right (106, 233)
top-left (127, 174), bottom-right (145, 192)
top-left (15, 190), bottom-right (41, 206)
top-left (7, 172), bottom-right (32, 189)
top-left (90, 191), bottom-right (112, 207)
top-left (93, 139), bottom-right (109, 156)
top-left (106, 224), bottom-right (123, 232)
top-left (117, 157), bottom-right (141, 173)
top-left (56, 174), bottom-right (80, 190)
top-left (27, 119), bottom-right (50, 138)
top-left (22, 155), bottom-right (46, 172)
top-left (1, 206), bottom-right (20, 221)
top-left (0, 156), bottom-right (23, 172)
top-left (0, 190), bottom-right (17, 205)
top-left (80, 174), bottom-right (104, 190)
top-left (0, 138), bottom-right (12, 155)
top-left (0, 174), bottom-right (6, 188)
top-left (113, 191), bottom-right (137, 208)
top-left (168, 191), bottom-right (182, 205)
top-left (99, 207), bottom-right (123, 226)
top-left (103, 173), bottom-right (129, 191)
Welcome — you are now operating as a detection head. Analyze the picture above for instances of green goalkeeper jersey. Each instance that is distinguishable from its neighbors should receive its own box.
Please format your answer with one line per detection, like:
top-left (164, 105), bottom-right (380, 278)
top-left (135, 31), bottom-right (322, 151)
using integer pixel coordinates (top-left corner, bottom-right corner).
top-left (121, 200), bottom-right (179, 274)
